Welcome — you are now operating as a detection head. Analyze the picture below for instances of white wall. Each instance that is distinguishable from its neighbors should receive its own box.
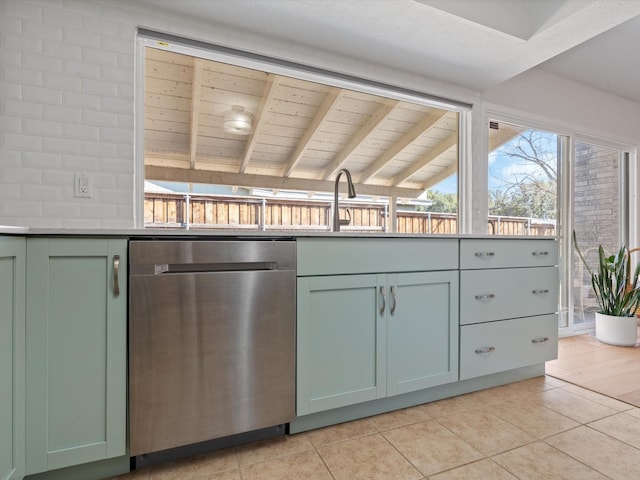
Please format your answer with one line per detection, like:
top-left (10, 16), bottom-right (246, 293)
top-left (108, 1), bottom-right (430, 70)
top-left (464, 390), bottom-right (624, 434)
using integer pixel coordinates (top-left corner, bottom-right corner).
top-left (483, 68), bottom-right (640, 144)
top-left (1, 0), bottom-right (638, 228)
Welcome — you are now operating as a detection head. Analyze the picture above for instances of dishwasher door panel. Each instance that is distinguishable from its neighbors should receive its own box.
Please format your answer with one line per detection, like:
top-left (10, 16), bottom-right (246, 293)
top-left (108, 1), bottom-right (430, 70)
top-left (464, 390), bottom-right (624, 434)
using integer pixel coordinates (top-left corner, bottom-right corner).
top-left (129, 269), bottom-right (295, 456)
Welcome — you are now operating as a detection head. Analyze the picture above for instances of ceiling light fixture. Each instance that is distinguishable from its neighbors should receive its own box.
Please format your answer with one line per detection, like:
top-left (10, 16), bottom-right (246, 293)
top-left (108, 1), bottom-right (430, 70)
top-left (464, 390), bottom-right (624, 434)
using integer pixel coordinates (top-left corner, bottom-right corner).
top-left (223, 105), bottom-right (253, 135)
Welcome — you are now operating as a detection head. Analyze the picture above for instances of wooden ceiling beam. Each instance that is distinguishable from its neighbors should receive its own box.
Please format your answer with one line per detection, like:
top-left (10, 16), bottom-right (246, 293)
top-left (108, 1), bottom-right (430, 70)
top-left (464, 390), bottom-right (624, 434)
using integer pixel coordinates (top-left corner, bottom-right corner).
top-left (321, 99), bottom-right (398, 180)
top-left (146, 165), bottom-right (424, 199)
top-left (421, 163), bottom-right (458, 190)
top-left (488, 123), bottom-right (525, 151)
top-left (392, 132), bottom-right (458, 186)
top-left (284, 87), bottom-right (344, 177)
top-left (239, 73), bottom-right (277, 173)
top-left (358, 110), bottom-right (448, 183)
top-left (188, 58), bottom-right (204, 169)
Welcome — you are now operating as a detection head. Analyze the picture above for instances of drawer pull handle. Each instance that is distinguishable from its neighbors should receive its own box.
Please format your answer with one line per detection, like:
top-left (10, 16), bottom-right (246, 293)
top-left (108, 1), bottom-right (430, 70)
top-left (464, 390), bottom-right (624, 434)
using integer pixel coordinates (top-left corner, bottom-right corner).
top-left (532, 337), bottom-right (550, 344)
top-left (475, 346), bottom-right (496, 354)
top-left (532, 289), bottom-right (550, 295)
top-left (532, 251), bottom-right (549, 256)
top-left (475, 252), bottom-right (495, 258)
top-left (113, 255), bottom-right (120, 297)
top-left (475, 294), bottom-right (496, 301)
top-left (379, 286), bottom-right (386, 315)
top-left (390, 286), bottom-right (397, 315)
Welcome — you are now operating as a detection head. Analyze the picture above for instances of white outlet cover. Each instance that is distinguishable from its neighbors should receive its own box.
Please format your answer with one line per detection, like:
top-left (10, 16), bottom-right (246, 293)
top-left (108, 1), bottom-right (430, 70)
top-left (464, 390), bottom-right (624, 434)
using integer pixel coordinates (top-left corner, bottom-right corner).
top-left (74, 173), bottom-right (92, 198)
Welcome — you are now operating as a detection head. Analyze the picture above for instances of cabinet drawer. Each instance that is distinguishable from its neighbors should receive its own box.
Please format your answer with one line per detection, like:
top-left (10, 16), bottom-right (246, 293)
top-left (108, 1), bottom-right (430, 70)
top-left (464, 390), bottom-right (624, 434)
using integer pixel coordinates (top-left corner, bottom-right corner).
top-left (460, 239), bottom-right (557, 269)
top-left (460, 314), bottom-right (558, 380)
top-left (460, 266), bottom-right (558, 324)
top-left (297, 237), bottom-right (458, 276)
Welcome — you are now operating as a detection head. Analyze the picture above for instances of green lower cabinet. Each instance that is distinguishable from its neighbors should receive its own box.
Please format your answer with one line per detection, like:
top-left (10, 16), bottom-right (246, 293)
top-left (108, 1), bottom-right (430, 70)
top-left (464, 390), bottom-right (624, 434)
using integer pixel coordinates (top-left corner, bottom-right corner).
top-left (297, 274), bottom-right (387, 416)
top-left (25, 238), bottom-right (127, 475)
top-left (0, 237), bottom-right (26, 480)
top-left (296, 271), bottom-right (459, 416)
top-left (386, 271), bottom-right (459, 396)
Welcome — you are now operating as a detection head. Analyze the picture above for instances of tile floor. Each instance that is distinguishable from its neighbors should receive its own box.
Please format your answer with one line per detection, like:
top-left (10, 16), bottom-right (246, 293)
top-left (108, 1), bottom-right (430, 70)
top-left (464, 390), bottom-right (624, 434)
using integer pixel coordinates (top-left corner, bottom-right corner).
top-left (110, 375), bottom-right (640, 480)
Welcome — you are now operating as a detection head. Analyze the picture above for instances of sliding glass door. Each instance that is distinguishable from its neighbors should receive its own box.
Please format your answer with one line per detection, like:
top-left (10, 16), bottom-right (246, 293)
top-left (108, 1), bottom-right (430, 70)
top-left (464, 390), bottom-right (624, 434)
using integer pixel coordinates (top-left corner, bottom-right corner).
top-left (486, 119), bottom-right (632, 335)
top-left (565, 140), bottom-right (628, 333)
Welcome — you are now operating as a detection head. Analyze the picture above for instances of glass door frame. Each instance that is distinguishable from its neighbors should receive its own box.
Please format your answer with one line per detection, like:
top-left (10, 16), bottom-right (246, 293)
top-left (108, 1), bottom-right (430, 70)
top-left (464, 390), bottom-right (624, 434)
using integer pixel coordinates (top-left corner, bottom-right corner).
top-left (482, 109), bottom-right (637, 338)
top-left (559, 134), bottom-right (633, 337)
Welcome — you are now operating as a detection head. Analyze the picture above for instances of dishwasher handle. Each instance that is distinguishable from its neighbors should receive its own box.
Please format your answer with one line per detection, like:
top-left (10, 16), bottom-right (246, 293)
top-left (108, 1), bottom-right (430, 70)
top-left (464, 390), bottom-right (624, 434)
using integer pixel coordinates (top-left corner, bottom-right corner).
top-left (151, 261), bottom-right (282, 274)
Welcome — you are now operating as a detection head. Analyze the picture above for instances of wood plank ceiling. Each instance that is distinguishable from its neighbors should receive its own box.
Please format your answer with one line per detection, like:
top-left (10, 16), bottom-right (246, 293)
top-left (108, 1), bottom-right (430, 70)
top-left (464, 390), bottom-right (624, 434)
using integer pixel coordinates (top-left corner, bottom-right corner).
top-left (144, 47), bottom-right (521, 199)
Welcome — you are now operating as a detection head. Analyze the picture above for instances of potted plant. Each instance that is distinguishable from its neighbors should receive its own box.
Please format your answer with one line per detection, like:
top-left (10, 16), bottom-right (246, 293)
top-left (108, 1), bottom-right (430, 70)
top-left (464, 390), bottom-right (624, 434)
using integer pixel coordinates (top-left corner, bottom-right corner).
top-left (574, 232), bottom-right (640, 346)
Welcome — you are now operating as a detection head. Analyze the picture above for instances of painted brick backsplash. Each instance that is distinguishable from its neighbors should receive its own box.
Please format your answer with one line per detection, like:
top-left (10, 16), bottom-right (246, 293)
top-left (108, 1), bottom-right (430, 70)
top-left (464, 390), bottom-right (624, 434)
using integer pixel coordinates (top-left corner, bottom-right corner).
top-left (82, 110), bottom-right (119, 128)
top-left (1, 116), bottom-right (21, 135)
top-left (43, 104), bottom-right (81, 123)
top-left (24, 20), bottom-right (62, 41)
top-left (22, 85), bottom-right (63, 105)
top-left (23, 152), bottom-right (63, 169)
top-left (22, 119), bottom-right (62, 138)
top-left (3, 65), bottom-right (43, 86)
top-left (0, 0), bottom-right (136, 227)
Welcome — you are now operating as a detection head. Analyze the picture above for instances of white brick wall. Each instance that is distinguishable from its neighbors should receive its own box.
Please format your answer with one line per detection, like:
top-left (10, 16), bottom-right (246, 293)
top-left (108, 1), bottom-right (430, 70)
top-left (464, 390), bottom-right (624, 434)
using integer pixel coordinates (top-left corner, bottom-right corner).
top-left (0, 0), bottom-right (136, 228)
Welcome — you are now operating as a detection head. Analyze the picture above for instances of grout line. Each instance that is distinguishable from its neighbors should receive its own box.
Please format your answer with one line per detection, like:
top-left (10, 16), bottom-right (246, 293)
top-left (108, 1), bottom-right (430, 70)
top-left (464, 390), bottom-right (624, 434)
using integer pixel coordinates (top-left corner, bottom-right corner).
top-left (313, 446), bottom-right (338, 480)
top-left (377, 425), bottom-right (430, 477)
top-left (584, 418), bottom-right (640, 451)
top-left (535, 438), bottom-right (616, 480)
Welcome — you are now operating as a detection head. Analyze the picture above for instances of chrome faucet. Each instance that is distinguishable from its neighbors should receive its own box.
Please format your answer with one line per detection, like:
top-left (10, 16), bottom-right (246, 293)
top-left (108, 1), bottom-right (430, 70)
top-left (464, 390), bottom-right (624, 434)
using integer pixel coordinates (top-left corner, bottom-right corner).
top-left (333, 168), bottom-right (357, 232)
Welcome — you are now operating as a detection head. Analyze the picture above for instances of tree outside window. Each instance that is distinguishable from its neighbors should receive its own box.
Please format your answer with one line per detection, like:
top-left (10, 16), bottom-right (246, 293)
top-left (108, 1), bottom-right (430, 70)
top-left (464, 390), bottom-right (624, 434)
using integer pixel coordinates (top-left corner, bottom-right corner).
top-left (488, 126), bottom-right (558, 236)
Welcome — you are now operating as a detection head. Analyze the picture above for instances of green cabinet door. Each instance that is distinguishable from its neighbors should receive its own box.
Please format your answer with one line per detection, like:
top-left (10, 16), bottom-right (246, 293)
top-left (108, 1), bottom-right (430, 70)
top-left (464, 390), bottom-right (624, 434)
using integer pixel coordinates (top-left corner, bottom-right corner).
top-left (0, 237), bottom-right (26, 480)
top-left (25, 238), bottom-right (127, 475)
top-left (386, 271), bottom-right (459, 396)
top-left (297, 274), bottom-right (387, 416)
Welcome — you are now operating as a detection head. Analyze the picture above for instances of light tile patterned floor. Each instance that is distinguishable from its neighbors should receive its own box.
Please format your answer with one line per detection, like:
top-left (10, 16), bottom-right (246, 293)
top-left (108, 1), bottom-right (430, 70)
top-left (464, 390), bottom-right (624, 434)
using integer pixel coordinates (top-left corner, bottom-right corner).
top-left (110, 374), bottom-right (640, 480)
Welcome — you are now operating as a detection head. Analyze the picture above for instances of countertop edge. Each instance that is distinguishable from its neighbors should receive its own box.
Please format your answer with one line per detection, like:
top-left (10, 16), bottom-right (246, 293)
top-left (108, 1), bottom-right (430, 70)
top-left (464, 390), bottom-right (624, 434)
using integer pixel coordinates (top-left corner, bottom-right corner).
top-left (0, 226), bottom-right (557, 240)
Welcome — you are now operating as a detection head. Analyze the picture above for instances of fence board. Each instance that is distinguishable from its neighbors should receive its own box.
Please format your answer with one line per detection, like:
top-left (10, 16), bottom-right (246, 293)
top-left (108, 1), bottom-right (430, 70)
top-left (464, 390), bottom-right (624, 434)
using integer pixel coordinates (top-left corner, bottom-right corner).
top-left (143, 193), bottom-right (555, 236)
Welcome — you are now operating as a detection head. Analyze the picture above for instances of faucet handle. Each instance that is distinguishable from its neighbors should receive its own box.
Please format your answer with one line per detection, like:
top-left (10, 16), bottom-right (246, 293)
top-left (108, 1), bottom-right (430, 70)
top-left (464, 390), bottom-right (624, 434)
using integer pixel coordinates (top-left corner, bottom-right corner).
top-left (339, 208), bottom-right (352, 226)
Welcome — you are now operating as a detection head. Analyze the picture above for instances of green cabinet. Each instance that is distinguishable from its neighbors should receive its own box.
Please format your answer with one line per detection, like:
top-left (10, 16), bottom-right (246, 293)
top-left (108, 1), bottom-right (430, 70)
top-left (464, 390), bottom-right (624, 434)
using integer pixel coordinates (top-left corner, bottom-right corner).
top-left (297, 274), bottom-right (386, 415)
top-left (386, 271), bottom-right (458, 396)
top-left (0, 237), bottom-right (26, 480)
top-left (459, 239), bottom-right (559, 380)
top-left (296, 270), bottom-right (458, 416)
top-left (25, 238), bottom-right (127, 475)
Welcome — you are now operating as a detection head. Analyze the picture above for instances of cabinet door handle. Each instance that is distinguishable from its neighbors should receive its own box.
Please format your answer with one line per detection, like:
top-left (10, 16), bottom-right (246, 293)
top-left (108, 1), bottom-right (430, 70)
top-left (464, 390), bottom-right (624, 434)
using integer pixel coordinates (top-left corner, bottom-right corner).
top-left (532, 289), bottom-right (550, 295)
top-left (532, 337), bottom-right (550, 344)
top-left (475, 346), bottom-right (495, 354)
top-left (532, 251), bottom-right (549, 256)
top-left (113, 255), bottom-right (120, 297)
top-left (474, 252), bottom-right (495, 258)
top-left (390, 286), bottom-right (397, 315)
top-left (379, 286), bottom-right (386, 315)
top-left (475, 293), bottom-right (496, 301)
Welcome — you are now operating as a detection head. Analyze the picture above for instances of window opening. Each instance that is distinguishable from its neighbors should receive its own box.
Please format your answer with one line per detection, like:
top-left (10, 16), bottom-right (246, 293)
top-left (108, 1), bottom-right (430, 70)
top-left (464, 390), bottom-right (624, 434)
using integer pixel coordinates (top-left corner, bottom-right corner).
top-left (141, 38), bottom-right (464, 233)
top-left (487, 120), bottom-right (558, 237)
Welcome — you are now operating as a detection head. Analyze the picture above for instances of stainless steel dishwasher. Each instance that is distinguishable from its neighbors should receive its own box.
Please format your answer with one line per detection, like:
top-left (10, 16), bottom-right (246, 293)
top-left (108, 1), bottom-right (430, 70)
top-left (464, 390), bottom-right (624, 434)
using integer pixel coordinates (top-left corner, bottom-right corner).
top-left (128, 239), bottom-right (296, 465)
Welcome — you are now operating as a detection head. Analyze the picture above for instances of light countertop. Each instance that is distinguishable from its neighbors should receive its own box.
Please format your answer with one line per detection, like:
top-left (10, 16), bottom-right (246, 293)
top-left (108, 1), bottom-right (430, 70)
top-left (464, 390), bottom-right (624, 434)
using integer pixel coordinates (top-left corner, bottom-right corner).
top-left (0, 225), bottom-right (554, 240)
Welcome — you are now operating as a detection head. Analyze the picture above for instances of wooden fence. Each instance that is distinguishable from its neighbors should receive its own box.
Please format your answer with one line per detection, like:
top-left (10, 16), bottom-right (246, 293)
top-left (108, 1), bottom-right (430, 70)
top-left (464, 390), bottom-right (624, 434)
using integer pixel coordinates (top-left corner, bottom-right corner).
top-left (144, 193), bottom-right (555, 236)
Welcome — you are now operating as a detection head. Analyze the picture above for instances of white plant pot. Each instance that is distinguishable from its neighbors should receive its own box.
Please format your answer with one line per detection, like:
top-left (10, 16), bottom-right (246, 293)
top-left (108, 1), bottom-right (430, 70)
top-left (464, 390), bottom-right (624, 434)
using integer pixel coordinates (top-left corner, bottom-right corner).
top-left (595, 312), bottom-right (638, 346)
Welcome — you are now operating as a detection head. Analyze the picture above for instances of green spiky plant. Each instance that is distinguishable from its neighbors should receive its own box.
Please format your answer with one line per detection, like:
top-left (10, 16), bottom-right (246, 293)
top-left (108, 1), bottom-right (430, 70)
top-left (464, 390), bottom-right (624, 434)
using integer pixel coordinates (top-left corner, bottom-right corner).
top-left (574, 231), bottom-right (640, 317)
